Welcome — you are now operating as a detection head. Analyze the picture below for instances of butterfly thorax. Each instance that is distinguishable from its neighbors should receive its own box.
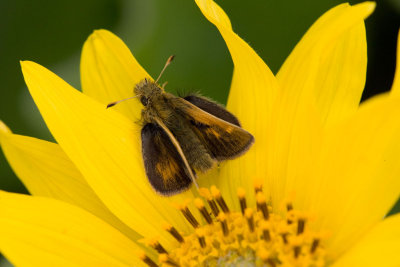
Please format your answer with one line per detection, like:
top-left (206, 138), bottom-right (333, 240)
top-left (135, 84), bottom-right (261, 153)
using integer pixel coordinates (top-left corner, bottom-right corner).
top-left (140, 93), bottom-right (175, 125)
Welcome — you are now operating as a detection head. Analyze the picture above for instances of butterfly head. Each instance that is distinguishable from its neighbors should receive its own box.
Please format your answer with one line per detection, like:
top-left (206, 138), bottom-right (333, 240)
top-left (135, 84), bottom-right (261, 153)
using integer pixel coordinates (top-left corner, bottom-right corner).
top-left (106, 56), bottom-right (174, 109)
top-left (134, 78), bottom-right (163, 107)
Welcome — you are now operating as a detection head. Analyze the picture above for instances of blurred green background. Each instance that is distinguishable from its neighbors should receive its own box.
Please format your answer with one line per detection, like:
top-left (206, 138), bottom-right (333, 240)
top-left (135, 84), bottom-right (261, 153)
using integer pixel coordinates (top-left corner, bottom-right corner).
top-left (0, 0), bottom-right (399, 265)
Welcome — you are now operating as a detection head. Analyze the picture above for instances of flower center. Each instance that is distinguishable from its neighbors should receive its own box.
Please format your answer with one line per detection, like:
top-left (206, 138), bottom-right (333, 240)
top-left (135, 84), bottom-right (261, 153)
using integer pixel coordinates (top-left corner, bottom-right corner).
top-left (139, 183), bottom-right (326, 267)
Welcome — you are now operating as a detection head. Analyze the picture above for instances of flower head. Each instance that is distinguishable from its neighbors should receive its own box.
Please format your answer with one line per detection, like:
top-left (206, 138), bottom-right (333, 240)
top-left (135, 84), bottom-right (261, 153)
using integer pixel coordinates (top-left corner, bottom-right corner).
top-left (1, 0), bottom-right (400, 266)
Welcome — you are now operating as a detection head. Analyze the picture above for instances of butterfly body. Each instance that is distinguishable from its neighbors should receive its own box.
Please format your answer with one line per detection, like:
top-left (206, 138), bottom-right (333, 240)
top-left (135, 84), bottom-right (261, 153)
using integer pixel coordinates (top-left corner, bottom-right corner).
top-left (134, 78), bottom-right (254, 195)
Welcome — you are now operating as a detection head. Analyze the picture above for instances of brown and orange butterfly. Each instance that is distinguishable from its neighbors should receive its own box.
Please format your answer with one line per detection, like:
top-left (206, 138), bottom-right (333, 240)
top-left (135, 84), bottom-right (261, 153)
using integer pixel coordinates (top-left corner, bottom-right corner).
top-left (108, 56), bottom-right (254, 196)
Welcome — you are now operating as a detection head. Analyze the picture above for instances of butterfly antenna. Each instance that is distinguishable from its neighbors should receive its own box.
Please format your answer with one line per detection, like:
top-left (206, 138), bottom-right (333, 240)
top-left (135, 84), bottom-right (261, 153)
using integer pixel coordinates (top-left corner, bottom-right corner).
top-left (106, 95), bottom-right (139, 108)
top-left (155, 55), bottom-right (175, 84)
top-left (161, 81), bottom-right (168, 90)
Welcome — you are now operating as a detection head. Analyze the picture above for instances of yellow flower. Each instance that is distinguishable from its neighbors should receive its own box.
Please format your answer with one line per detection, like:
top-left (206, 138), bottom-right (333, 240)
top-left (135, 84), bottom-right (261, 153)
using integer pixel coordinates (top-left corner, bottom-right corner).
top-left (1, 0), bottom-right (400, 266)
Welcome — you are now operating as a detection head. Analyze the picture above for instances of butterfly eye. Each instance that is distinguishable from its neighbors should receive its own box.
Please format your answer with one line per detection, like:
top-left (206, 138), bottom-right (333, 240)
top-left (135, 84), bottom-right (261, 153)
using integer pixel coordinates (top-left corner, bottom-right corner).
top-left (140, 96), bottom-right (148, 106)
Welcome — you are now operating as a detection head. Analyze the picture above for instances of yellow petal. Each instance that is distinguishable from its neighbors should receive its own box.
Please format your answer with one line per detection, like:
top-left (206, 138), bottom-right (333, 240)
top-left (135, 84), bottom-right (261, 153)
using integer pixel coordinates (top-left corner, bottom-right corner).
top-left (0, 120), bottom-right (11, 134)
top-left (81, 29), bottom-right (150, 120)
top-left (21, 61), bottom-right (192, 249)
top-left (272, 1), bottom-right (375, 213)
top-left (277, 2), bottom-right (375, 127)
top-left (195, 0), bottom-right (279, 209)
top-left (301, 94), bottom-right (400, 259)
top-left (391, 29), bottom-right (400, 97)
top-left (0, 122), bottom-right (139, 242)
top-left (332, 214), bottom-right (400, 267)
top-left (0, 191), bottom-right (145, 267)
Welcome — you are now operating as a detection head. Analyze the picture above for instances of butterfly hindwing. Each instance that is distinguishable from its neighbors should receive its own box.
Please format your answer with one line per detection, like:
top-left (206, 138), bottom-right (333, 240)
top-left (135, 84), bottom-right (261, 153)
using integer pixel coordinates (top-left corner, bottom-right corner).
top-left (173, 98), bottom-right (254, 161)
top-left (141, 123), bottom-right (193, 195)
top-left (184, 94), bottom-right (241, 126)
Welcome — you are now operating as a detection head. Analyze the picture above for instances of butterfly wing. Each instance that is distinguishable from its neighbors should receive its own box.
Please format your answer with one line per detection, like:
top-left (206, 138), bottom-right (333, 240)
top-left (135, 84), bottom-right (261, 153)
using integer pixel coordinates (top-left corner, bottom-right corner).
top-left (173, 98), bottom-right (254, 161)
top-left (184, 94), bottom-right (241, 126)
top-left (141, 123), bottom-right (193, 195)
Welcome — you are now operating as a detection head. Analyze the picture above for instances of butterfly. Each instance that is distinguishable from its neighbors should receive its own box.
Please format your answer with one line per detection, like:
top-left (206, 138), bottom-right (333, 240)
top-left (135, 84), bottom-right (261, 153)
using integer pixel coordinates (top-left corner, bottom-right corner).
top-left (107, 56), bottom-right (254, 195)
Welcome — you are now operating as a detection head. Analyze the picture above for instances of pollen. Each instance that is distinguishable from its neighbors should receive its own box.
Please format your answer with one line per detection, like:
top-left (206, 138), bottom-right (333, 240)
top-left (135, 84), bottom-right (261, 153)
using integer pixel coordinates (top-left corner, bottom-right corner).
top-left (140, 183), bottom-right (327, 267)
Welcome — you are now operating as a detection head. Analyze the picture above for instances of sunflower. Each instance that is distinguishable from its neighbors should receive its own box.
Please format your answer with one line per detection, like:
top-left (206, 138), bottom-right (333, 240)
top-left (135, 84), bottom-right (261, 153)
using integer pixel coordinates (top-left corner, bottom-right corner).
top-left (1, 0), bottom-right (400, 266)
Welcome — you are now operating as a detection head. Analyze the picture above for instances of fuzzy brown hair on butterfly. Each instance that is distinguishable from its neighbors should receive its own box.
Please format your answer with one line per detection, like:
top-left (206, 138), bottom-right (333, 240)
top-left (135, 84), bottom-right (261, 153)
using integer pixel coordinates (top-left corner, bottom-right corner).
top-left (107, 56), bottom-right (254, 196)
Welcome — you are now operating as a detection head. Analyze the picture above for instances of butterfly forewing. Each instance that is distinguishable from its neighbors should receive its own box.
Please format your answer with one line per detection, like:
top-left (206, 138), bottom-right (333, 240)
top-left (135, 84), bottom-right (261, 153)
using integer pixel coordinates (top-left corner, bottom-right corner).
top-left (173, 98), bottom-right (255, 161)
top-left (184, 94), bottom-right (241, 126)
top-left (141, 123), bottom-right (193, 195)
